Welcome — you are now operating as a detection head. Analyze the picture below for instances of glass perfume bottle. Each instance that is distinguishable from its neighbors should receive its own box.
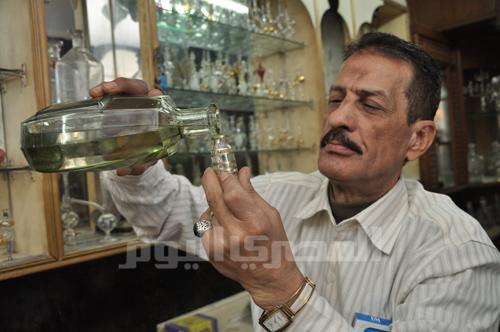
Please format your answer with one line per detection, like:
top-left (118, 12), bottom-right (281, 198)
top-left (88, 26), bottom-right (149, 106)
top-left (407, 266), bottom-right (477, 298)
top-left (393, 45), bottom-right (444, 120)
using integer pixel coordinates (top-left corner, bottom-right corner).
top-left (47, 39), bottom-right (63, 103)
top-left (211, 134), bottom-right (237, 175)
top-left (467, 143), bottom-right (484, 183)
top-left (21, 95), bottom-right (222, 173)
top-left (0, 210), bottom-right (15, 261)
top-left (55, 30), bottom-right (104, 102)
top-left (248, 115), bottom-right (258, 150)
top-left (233, 116), bottom-right (247, 151)
top-left (96, 213), bottom-right (118, 243)
top-left (60, 174), bottom-right (80, 245)
top-left (477, 196), bottom-right (494, 227)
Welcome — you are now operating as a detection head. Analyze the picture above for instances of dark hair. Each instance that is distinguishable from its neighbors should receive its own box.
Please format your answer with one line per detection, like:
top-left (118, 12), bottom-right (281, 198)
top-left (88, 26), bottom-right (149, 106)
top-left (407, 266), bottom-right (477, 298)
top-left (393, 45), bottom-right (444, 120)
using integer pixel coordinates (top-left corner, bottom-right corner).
top-left (344, 32), bottom-right (441, 124)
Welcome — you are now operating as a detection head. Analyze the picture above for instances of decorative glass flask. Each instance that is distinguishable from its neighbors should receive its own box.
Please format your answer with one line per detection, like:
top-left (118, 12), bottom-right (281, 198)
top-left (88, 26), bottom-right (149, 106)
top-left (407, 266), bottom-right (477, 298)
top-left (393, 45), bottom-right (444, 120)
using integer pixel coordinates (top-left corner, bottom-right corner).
top-left (467, 143), bottom-right (484, 183)
top-left (21, 95), bottom-right (224, 173)
top-left (0, 210), bottom-right (15, 261)
top-left (55, 30), bottom-right (104, 102)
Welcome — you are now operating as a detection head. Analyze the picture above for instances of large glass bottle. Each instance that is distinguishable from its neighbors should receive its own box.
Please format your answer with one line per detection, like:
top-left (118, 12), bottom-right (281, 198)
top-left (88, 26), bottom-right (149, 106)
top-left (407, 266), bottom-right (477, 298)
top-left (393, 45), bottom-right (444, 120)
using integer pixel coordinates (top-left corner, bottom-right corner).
top-left (55, 30), bottom-right (104, 102)
top-left (20, 95), bottom-right (225, 173)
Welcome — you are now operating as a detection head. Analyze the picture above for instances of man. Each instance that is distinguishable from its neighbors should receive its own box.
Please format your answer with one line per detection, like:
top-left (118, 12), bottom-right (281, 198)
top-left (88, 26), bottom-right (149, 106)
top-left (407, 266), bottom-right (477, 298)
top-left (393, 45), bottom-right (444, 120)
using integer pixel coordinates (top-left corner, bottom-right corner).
top-left (92, 33), bottom-right (500, 331)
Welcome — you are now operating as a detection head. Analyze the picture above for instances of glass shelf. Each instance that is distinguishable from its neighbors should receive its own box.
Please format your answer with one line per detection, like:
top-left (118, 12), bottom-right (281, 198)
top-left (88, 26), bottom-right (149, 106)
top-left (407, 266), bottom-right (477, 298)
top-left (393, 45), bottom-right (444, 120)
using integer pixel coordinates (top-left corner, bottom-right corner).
top-left (171, 146), bottom-right (313, 157)
top-left (64, 229), bottom-right (137, 254)
top-left (156, 10), bottom-right (304, 57)
top-left (166, 88), bottom-right (312, 112)
top-left (0, 254), bottom-right (48, 269)
top-left (0, 165), bottom-right (31, 172)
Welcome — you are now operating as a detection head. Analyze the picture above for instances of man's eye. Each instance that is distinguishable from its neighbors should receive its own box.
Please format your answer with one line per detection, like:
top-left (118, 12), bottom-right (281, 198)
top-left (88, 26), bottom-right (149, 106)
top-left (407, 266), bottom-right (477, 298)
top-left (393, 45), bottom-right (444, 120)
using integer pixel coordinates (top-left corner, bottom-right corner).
top-left (363, 103), bottom-right (381, 111)
top-left (328, 99), bottom-right (341, 106)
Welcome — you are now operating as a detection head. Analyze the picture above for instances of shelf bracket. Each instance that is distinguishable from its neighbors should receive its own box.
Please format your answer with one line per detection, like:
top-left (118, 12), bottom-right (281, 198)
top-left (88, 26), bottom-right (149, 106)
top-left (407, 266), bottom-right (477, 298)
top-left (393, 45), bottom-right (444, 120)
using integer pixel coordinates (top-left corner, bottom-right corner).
top-left (0, 64), bottom-right (27, 93)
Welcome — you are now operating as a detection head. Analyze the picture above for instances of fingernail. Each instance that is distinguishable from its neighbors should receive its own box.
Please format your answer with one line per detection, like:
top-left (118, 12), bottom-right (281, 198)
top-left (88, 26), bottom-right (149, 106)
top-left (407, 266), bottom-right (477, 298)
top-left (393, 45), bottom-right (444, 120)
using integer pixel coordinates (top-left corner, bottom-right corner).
top-left (103, 81), bottom-right (118, 90)
top-left (89, 86), bottom-right (100, 94)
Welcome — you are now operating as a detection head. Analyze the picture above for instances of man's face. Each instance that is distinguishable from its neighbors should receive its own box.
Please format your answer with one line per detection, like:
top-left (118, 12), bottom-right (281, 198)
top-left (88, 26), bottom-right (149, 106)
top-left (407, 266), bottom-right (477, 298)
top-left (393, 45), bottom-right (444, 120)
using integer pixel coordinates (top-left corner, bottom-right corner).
top-left (318, 52), bottom-right (414, 186)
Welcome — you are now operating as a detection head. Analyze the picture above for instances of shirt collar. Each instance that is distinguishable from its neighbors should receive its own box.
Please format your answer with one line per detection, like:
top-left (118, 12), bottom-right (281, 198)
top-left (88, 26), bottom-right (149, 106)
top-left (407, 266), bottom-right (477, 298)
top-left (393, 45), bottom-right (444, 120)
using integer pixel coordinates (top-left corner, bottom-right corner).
top-left (294, 176), bottom-right (408, 255)
top-left (294, 176), bottom-right (333, 221)
top-left (352, 177), bottom-right (408, 255)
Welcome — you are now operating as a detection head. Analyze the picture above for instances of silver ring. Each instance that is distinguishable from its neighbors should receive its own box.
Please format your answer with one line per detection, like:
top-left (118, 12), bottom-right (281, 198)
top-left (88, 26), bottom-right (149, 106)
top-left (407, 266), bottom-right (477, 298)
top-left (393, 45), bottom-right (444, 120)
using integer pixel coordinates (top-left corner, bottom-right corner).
top-left (193, 219), bottom-right (213, 238)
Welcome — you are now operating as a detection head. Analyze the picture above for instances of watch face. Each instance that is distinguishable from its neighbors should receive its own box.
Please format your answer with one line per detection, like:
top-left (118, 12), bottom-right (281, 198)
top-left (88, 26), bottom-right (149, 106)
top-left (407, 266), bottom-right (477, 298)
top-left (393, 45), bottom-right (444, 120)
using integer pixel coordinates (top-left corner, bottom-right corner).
top-left (263, 310), bottom-right (292, 331)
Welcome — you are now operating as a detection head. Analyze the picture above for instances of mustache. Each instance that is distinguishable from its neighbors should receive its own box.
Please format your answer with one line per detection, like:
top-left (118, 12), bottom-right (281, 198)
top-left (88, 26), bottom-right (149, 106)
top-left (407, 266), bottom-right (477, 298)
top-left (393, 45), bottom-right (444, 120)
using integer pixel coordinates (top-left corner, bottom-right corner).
top-left (320, 127), bottom-right (363, 155)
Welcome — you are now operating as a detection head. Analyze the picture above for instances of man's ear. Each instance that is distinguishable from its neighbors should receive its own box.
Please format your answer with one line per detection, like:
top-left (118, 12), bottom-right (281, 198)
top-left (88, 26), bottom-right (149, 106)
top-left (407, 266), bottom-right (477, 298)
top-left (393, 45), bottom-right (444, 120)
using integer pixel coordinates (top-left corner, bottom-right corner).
top-left (406, 120), bottom-right (436, 161)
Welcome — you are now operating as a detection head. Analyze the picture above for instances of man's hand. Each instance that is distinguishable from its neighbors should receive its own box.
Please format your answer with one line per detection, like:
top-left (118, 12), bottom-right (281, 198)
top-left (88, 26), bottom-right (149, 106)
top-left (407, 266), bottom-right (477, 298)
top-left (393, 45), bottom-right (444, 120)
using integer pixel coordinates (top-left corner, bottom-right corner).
top-left (200, 167), bottom-right (304, 310)
top-left (89, 77), bottom-right (163, 176)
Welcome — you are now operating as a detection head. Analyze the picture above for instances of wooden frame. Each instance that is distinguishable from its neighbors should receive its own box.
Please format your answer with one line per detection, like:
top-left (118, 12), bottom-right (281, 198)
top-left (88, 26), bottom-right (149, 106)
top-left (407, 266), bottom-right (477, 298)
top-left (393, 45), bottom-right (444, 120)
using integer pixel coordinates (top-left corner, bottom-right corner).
top-left (407, 0), bottom-right (499, 190)
top-left (0, 0), bottom-right (148, 281)
top-left (411, 32), bottom-right (469, 189)
top-left (138, 0), bottom-right (159, 88)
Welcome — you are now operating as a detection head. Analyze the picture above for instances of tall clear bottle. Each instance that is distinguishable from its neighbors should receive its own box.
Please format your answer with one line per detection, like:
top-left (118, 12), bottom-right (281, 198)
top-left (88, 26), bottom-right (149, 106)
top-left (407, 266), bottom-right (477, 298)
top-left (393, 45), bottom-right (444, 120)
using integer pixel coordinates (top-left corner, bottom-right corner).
top-left (55, 30), bottom-right (104, 102)
top-left (48, 40), bottom-right (63, 103)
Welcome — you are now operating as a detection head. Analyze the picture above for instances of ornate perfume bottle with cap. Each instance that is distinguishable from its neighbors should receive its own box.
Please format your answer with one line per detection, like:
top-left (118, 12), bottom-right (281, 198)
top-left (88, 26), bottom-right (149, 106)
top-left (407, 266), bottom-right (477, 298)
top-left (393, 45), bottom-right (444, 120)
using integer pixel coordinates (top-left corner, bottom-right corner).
top-left (21, 95), bottom-right (236, 174)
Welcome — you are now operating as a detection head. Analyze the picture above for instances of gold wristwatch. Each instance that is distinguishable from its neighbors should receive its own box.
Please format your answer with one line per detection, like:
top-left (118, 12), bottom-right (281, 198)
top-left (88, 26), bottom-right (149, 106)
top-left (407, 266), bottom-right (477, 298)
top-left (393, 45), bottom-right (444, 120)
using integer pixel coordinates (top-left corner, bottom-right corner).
top-left (258, 277), bottom-right (316, 332)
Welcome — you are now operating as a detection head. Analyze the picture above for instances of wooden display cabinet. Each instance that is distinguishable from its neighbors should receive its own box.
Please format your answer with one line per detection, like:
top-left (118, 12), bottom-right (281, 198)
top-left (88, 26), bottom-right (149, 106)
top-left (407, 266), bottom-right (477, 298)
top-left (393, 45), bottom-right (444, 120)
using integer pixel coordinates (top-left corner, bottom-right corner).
top-left (407, 0), bottom-right (500, 241)
top-left (0, 0), bottom-right (143, 282)
top-left (0, 0), bottom-right (327, 280)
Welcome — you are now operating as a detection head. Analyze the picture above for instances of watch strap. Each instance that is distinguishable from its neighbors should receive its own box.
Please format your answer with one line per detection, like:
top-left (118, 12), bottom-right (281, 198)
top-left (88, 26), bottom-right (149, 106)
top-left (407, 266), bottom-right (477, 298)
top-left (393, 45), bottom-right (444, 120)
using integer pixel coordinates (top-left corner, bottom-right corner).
top-left (289, 277), bottom-right (315, 314)
top-left (258, 277), bottom-right (316, 332)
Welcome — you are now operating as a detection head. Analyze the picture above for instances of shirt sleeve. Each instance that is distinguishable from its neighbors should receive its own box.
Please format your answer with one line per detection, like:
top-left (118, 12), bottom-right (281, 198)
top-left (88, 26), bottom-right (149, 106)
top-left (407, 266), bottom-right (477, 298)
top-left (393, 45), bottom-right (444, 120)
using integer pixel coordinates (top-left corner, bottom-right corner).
top-left (252, 241), bottom-right (500, 331)
top-left (101, 161), bottom-right (272, 255)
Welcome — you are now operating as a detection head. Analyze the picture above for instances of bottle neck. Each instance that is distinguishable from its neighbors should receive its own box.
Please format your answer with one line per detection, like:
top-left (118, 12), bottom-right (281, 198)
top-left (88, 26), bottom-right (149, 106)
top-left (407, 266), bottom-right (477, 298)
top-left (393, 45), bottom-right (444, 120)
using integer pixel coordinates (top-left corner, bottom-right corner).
top-left (176, 104), bottom-right (221, 137)
top-left (71, 31), bottom-right (84, 48)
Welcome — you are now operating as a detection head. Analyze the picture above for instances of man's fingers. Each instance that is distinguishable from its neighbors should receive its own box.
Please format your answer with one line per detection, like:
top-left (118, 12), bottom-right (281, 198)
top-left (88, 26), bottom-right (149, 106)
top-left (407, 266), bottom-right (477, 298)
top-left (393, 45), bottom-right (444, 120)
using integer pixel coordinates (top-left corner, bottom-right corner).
top-left (218, 170), bottom-right (259, 220)
top-left (148, 89), bottom-right (163, 96)
top-left (238, 167), bottom-right (255, 193)
top-left (202, 168), bottom-right (233, 225)
top-left (236, 166), bottom-right (275, 214)
top-left (115, 161), bottom-right (157, 176)
top-left (199, 208), bottom-right (219, 226)
top-left (89, 77), bottom-right (149, 97)
top-left (116, 167), bottom-right (132, 176)
top-left (89, 84), bottom-right (104, 98)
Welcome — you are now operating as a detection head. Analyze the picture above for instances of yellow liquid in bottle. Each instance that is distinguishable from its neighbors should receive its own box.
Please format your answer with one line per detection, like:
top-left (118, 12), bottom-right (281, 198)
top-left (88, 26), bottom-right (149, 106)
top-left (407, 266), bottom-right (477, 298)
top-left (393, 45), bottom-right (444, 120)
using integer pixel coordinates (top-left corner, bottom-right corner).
top-left (23, 126), bottom-right (181, 172)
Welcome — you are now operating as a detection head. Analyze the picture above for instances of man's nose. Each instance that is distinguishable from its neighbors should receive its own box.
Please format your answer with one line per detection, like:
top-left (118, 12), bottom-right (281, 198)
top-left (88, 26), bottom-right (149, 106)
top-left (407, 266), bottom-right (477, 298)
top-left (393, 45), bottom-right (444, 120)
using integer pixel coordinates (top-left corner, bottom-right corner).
top-left (325, 99), bottom-right (356, 131)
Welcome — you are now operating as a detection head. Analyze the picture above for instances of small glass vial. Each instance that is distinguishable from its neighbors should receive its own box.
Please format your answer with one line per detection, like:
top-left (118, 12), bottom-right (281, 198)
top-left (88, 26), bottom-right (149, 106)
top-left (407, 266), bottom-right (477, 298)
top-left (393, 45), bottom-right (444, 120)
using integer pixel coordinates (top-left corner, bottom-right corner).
top-left (0, 210), bottom-right (15, 261)
top-left (467, 143), bottom-right (484, 183)
top-left (211, 135), bottom-right (237, 175)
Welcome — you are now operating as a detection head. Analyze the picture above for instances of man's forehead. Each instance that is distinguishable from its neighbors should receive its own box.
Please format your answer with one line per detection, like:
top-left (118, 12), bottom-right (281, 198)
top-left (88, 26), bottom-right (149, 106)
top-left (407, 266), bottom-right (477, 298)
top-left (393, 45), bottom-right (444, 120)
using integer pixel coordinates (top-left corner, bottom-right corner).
top-left (331, 54), bottom-right (411, 97)
top-left (329, 84), bottom-right (388, 97)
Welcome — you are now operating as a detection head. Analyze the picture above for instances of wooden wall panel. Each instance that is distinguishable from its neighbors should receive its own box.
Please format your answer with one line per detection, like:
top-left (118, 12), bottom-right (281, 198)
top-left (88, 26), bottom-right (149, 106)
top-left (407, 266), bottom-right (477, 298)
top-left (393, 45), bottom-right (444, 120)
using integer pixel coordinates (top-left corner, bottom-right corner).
top-left (445, 53), bottom-right (468, 186)
top-left (0, 0), bottom-right (49, 257)
top-left (407, 0), bottom-right (496, 32)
